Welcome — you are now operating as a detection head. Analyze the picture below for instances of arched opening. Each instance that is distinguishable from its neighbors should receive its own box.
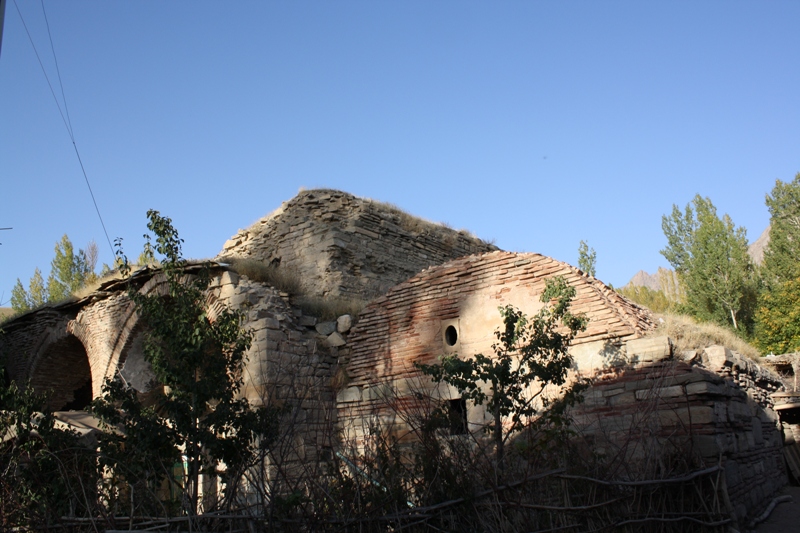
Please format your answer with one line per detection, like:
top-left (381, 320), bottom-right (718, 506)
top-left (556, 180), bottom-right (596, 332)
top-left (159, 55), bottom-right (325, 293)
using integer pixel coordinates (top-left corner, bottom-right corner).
top-left (30, 335), bottom-right (93, 411)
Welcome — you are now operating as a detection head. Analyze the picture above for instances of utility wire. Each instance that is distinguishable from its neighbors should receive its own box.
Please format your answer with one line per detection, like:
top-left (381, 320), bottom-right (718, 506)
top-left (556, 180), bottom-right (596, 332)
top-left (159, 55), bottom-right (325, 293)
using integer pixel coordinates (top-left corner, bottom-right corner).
top-left (12, 0), bottom-right (115, 257)
top-left (40, 0), bottom-right (72, 139)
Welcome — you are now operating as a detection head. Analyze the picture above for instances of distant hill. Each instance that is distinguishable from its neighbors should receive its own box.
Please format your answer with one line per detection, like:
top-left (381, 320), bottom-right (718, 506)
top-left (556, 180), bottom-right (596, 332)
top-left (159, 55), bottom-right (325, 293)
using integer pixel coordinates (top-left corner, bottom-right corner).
top-left (748, 226), bottom-right (770, 266)
top-left (627, 270), bottom-right (662, 291)
top-left (0, 307), bottom-right (14, 320)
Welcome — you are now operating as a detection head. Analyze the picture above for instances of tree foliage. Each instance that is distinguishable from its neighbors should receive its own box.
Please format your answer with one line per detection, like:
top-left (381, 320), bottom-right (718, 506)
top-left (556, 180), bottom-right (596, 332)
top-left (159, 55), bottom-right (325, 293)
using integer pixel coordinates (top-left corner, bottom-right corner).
top-left (578, 240), bottom-right (596, 277)
top-left (617, 268), bottom-right (685, 314)
top-left (10, 236), bottom-right (97, 313)
top-left (661, 195), bottom-right (756, 331)
top-left (416, 276), bottom-right (587, 471)
top-left (756, 174), bottom-right (800, 354)
top-left (92, 210), bottom-right (276, 515)
top-left (762, 173), bottom-right (800, 286)
top-left (0, 370), bottom-right (97, 529)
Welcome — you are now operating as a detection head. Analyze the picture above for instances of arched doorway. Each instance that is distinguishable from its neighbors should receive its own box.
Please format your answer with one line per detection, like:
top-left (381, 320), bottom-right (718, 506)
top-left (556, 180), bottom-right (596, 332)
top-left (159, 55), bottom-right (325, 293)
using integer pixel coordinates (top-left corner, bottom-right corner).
top-left (30, 335), bottom-right (93, 411)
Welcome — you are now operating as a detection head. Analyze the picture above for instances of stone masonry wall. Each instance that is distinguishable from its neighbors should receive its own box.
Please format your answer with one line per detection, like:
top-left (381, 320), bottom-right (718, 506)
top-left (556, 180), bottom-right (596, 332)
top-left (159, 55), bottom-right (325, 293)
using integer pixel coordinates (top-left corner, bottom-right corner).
top-left (217, 189), bottom-right (498, 300)
top-left (572, 344), bottom-right (786, 524)
top-left (208, 270), bottom-right (341, 471)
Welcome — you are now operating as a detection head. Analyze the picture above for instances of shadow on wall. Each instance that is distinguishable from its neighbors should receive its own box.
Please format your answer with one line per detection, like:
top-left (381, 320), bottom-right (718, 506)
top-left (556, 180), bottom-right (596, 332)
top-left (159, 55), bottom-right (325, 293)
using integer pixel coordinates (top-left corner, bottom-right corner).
top-left (570, 358), bottom-right (786, 527)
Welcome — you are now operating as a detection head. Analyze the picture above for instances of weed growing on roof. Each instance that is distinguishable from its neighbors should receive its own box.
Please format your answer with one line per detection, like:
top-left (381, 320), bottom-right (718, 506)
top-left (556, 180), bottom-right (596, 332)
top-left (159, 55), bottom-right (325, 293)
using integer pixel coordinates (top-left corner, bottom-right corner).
top-left (648, 313), bottom-right (760, 359)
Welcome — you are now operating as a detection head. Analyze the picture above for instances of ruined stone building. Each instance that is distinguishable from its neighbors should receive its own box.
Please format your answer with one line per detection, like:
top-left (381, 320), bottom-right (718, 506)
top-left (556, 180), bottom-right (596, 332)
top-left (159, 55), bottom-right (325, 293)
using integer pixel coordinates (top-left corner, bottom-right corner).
top-left (0, 189), bottom-right (794, 523)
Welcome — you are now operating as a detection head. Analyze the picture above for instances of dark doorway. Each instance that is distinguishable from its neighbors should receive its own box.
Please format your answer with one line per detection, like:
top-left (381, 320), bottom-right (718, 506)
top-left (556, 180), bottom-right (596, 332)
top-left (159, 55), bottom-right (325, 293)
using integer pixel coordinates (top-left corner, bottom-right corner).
top-left (30, 335), bottom-right (93, 411)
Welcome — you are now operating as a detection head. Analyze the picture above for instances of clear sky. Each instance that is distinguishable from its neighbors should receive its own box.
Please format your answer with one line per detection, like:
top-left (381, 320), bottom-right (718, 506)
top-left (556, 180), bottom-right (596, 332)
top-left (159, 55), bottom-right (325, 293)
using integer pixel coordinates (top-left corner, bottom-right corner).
top-left (2, 1), bottom-right (799, 305)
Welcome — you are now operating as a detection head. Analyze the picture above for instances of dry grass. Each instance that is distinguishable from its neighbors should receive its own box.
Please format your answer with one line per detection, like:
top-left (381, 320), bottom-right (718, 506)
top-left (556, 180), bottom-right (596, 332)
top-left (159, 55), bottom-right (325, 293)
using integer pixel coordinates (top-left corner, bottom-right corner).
top-left (225, 257), bottom-right (304, 295)
top-left (647, 313), bottom-right (761, 359)
top-left (365, 197), bottom-right (492, 246)
top-left (71, 271), bottom-right (127, 300)
top-left (293, 294), bottom-right (366, 321)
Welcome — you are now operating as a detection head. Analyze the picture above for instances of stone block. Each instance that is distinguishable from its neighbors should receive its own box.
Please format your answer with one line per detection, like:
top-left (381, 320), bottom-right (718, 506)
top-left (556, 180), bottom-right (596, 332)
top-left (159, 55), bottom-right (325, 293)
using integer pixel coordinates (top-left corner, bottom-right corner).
top-left (326, 332), bottom-right (346, 347)
top-left (316, 321), bottom-right (337, 336)
top-left (337, 314), bottom-right (353, 333)
top-left (220, 270), bottom-right (239, 286)
top-left (659, 405), bottom-right (714, 426)
top-left (298, 315), bottom-right (317, 327)
top-left (635, 385), bottom-right (683, 400)
top-left (693, 435), bottom-right (720, 458)
top-left (222, 239), bottom-right (240, 250)
top-left (728, 400), bottom-right (754, 422)
top-left (702, 345), bottom-right (734, 371)
top-left (229, 293), bottom-right (248, 307)
top-left (627, 336), bottom-right (673, 363)
top-left (685, 380), bottom-right (726, 396)
top-left (609, 392), bottom-right (637, 406)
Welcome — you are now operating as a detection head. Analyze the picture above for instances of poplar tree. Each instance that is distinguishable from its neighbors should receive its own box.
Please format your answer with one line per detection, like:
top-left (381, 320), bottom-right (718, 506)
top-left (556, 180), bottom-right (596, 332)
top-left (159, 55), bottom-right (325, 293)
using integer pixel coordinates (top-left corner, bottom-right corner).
top-left (661, 195), bottom-right (755, 331)
top-left (577, 240), bottom-right (596, 277)
top-left (761, 174), bottom-right (800, 286)
top-left (10, 269), bottom-right (47, 313)
top-left (756, 174), bottom-right (800, 353)
top-left (46, 235), bottom-right (92, 302)
top-left (9, 236), bottom-right (96, 313)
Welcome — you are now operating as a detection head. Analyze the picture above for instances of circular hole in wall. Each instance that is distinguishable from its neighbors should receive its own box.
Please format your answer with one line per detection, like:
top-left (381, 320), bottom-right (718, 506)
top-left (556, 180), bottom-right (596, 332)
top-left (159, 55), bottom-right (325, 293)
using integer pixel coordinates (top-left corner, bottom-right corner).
top-left (444, 325), bottom-right (458, 346)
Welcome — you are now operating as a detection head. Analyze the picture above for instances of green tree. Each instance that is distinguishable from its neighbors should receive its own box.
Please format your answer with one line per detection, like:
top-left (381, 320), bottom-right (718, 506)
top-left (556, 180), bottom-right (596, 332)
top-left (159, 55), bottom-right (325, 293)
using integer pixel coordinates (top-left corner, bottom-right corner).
top-left (762, 174), bottom-right (800, 285)
top-left (10, 236), bottom-right (97, 313)
top-left (617, 284), bottom-right (673, 313)
top-left (416, 277), bottom-right (587, 471)
top-left (0, 369), bottom-right (98, 528)
top-left (10, 279), bottom-right (30, 313)
top-left (93, 211), bottom-right (276, 516)
top-left (47, 235), bottom-right (92, 302)
top-left (578, 240), bottom-right (596, 277)
top-left (755, 277), bottom-right (800, 354)
top-left (10, 268), bottom-right (47, 313)
top-left (755, 174), bottom-right (800, 353)
top-left (661, 195), bottom-right (755, 331)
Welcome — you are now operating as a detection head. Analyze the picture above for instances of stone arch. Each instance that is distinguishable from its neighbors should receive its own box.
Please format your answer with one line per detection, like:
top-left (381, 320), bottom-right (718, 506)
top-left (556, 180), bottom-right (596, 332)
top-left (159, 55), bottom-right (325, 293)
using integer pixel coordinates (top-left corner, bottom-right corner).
top-left (29, 333), bottom-right (92, 411)
top-left (96, 269), bottom-right (227, 390)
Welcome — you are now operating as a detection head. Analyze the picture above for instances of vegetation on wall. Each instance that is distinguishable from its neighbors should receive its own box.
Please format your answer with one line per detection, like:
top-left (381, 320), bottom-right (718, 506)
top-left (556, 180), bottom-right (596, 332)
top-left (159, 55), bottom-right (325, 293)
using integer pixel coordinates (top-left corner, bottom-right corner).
top-left (577, 239), bottom-right (596, 277)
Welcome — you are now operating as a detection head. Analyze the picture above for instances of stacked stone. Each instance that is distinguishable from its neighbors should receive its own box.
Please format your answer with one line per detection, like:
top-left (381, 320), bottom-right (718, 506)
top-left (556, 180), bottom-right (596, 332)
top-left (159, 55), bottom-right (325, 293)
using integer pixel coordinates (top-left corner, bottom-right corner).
top-left (698, 345), bottom-right (784, 410)
top-left (217, 189), bottom-right (498, 300)
top-left (572, 341), bottom-right (787, 524)
top-left (209, 269), bottom-right (361, 470)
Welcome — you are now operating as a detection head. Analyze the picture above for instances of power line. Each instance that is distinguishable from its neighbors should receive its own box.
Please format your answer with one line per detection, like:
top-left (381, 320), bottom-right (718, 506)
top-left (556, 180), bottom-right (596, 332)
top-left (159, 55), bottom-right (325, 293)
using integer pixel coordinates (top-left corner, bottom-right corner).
top-left (39, 0), bottom-right (72, 140)
top-left (12, 0), bottom-right (114, 257)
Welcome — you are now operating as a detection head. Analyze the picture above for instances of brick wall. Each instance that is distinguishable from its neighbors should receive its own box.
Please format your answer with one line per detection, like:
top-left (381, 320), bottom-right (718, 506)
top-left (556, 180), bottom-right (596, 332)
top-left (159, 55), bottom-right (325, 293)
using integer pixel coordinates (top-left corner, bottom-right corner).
top-left (217, 189), bottom-right (498, 299)
top-left (338, 250), bottom-right (656, 446)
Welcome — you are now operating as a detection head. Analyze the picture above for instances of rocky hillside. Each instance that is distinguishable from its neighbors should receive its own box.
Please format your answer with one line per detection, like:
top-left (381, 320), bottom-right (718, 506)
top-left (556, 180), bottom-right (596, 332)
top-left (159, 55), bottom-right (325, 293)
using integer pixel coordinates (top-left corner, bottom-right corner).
top-left (748, 225), bottom-right (770, 266)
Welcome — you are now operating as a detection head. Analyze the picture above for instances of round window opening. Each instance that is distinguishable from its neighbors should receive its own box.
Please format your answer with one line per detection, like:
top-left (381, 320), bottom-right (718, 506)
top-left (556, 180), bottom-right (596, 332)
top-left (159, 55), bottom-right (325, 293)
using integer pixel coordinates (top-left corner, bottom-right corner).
top-left (444, 325), bottom-right (458, 347)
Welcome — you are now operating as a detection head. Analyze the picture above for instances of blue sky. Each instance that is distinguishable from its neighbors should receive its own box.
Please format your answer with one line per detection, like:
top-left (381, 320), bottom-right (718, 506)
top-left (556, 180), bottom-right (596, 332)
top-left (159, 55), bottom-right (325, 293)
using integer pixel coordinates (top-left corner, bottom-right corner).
top-left (2, 2), bottom-right (799, 305)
